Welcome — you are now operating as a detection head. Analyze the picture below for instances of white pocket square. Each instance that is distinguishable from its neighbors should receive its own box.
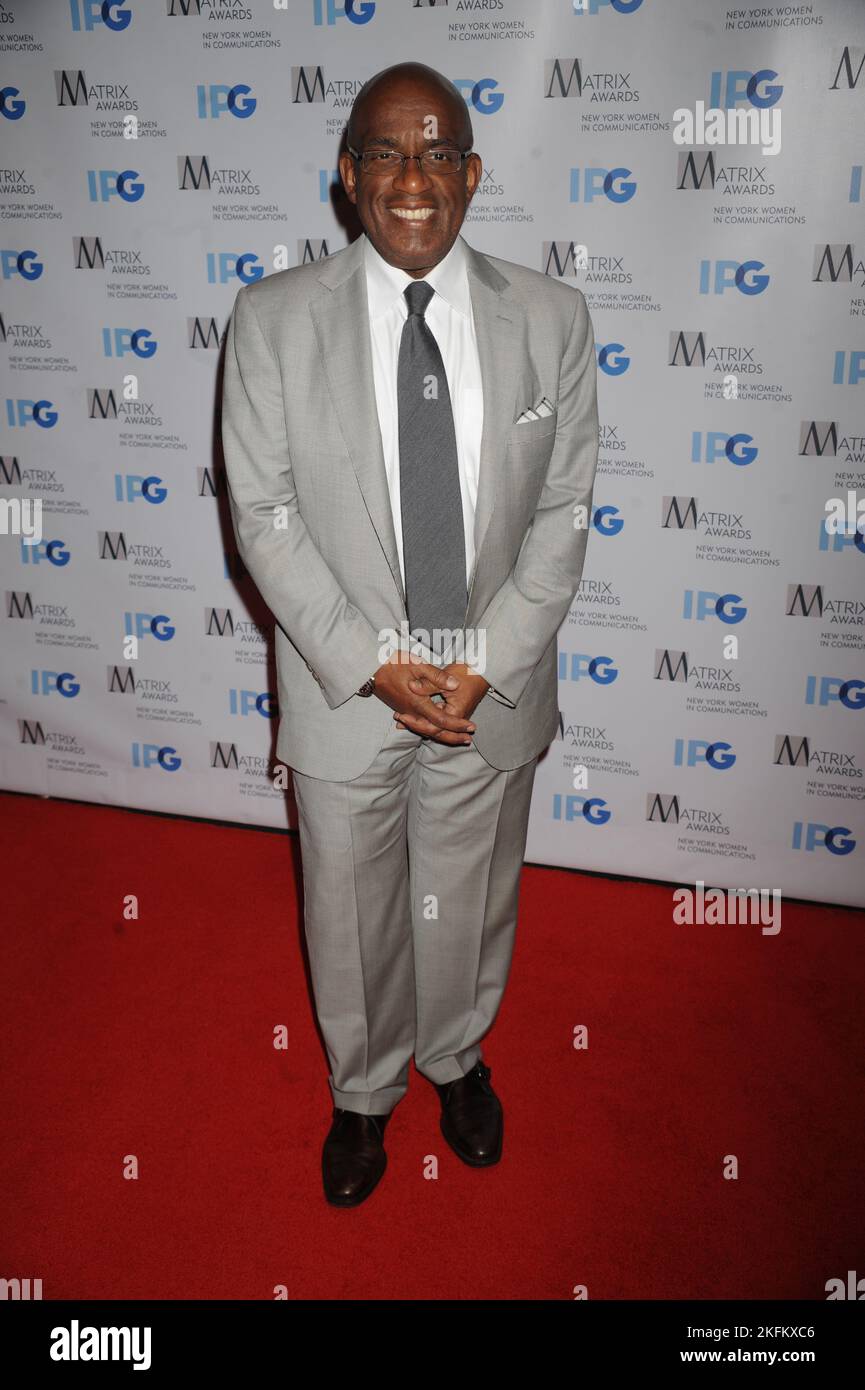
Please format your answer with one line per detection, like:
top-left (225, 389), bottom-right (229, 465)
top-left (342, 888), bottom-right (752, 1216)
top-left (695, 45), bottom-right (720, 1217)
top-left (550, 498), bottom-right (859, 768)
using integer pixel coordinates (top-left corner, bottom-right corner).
top-left (516, 396), bottom-right (556, 423)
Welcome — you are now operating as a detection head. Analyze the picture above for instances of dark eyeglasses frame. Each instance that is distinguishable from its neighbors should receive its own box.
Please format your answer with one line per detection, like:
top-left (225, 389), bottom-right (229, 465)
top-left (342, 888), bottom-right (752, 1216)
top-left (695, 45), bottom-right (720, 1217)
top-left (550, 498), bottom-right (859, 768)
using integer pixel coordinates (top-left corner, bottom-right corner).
top-left (346, 144), bottom-right (473, 175)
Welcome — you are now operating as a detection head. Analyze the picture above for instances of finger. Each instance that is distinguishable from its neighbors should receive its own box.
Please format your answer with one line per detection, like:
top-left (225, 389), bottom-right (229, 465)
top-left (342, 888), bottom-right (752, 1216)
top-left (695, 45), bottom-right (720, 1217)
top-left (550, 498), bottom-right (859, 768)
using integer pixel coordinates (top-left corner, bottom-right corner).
top-left (402, 661), bottom-right (459, 689)
top-left (396, 713), bottom-right (472, 745)
top-left (413, 697), bottom-right (475, 732)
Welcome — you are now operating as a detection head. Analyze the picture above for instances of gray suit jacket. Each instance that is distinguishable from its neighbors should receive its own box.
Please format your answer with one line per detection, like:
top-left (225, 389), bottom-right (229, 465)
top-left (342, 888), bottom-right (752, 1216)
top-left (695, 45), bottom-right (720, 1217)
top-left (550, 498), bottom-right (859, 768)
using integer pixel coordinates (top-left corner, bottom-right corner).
top-left (221, 232), bottom-right (599, 781)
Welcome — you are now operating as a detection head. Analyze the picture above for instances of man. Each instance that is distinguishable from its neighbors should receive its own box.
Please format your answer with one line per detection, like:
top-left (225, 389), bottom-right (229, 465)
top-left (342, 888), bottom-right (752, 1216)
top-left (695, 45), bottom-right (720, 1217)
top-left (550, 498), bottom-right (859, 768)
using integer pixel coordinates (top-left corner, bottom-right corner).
top-left (221, 62), bottom-right (599, 1206)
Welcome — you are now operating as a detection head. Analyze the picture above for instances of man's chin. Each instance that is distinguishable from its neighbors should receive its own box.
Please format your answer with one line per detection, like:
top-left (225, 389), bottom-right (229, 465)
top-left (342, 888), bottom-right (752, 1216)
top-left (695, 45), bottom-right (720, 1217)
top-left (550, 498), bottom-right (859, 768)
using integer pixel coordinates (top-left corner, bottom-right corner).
top-left (369, 228), bottom-right (450, 270)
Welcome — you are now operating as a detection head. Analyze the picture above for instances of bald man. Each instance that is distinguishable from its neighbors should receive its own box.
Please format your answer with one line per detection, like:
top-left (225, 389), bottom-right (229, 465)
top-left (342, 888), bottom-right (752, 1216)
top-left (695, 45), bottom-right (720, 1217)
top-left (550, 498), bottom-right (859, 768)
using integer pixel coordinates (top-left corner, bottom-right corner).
top-left (222, 62), bottom-right (599, 1205)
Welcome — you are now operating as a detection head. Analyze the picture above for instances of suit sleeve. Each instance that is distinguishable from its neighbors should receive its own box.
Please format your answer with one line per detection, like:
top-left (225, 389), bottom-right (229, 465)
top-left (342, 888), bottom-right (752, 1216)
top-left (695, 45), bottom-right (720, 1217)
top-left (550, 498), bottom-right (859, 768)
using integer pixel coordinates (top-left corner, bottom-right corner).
top-left (221, 284), bottom-right (383, 709)
top-left (473, 289), bottom-right (599, 707)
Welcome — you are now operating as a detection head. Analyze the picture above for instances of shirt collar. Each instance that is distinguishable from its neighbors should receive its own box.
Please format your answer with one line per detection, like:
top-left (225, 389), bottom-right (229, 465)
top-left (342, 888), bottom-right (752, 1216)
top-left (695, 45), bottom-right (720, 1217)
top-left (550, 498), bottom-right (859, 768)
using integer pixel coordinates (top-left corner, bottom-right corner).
top-left (363, 230), bottom-right (470, 322)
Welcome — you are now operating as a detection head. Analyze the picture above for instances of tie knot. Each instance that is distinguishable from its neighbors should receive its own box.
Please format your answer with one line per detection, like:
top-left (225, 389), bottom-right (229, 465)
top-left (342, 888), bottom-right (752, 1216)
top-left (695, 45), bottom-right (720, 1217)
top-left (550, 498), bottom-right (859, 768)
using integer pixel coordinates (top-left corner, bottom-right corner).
top-left (404, 280), bottom-right (434, 319)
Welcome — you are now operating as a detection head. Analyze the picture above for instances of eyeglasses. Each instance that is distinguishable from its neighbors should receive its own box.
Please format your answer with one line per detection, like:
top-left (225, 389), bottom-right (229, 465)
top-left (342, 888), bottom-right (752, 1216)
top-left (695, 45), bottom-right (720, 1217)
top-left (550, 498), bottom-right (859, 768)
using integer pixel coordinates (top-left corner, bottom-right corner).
top-left (347, 145), bottom-right (472, 176)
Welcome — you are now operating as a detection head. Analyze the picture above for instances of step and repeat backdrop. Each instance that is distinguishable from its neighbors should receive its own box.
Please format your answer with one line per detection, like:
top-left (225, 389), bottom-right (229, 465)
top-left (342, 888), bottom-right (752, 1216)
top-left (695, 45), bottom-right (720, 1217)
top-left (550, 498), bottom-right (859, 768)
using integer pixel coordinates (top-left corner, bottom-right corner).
top-left (1, 0), bottom-right (863, 907)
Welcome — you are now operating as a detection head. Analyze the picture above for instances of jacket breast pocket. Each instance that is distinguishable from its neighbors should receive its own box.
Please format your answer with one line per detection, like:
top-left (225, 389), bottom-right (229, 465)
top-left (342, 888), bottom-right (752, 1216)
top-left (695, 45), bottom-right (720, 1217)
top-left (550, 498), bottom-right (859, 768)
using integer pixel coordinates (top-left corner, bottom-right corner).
top-left (507, 413), bottom-right (558, 467)
top-left (507, 411), bottom-right (558, 447)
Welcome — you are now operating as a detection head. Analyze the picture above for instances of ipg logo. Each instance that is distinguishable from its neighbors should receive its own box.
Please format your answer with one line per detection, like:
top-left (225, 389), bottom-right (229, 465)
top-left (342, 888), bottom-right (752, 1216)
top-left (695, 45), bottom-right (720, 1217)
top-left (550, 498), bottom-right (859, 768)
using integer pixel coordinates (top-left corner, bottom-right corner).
top-left (453, 79), bottom-right (503, 114)
top-left (114, 474), bottom-right (167, 504)
top-left (87, 170), bottom-right (144, 203)
top-left (0, 86), bottom-right (25, 120)
top-left (313, 0), bottom-right (376, 23)
top-left (691, 431), bottom-right (758, 466)
top-left (569, 167), bottom-right (636, 203)
top-left (229, 688), bottom-right (277, 719)
top-left (674, 738), bottom-right (736, 770)
top-left (596, 342), bottom-right (629, 375)
top-left (102, 328), bottom-right (157, 358)
top-left (124, 612), bottom-right (175, 642)
top-left (592, 505), bottom-right (624, 536)
top-left (709, 70), bottom-right (783, 109)
top-left (832, 350), bottom-right (865, 385)
top-left (31, 669), bottom-right (80, 698)
top-left (573, 0), bottom-right (644, 13)
top-left (805, 674), bottom-right (865, 710)
top-left (69, 0), bottom-right (132, 32)
top-left (1, 250), bottom-right (42, 280)
top-left (683, 590), bottom-right (747, 623)
top-left (195, 84), bottom-right (257, 119)
top-left (552, 793), bottom-right (611, 824)
top-left (575, 0), bottom-right (645, 11)
top-left (206, 252), bottom-right (263, 285)
top-left (5, 399), bottom-right (58, 429)
top-left (21, 538), bottom-right (69, 566)
top-left (558, 653), bottom-right (618, 684)
top-left (698, 260), bottom-right (769, 295)
top-left (819, 510), bottom-right (865, 555)
top-left (792, 821), bottom-right (855, 856)
top-left (131, 743), bottom-right (181, 771)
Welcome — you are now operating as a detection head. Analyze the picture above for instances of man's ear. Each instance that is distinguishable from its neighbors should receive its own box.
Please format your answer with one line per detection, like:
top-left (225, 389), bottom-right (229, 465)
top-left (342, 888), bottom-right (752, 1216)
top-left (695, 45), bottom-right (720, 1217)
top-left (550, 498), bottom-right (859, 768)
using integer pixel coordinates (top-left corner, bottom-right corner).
top-left (338, 152), bottom-right (358, 204)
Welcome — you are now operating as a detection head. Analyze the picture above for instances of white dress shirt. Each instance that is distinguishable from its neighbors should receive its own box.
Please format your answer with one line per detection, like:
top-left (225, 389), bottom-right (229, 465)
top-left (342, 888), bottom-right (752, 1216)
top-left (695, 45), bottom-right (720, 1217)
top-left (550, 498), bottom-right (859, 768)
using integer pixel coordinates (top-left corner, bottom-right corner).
top-left (364, 229), bottom-right (483, 591)
top-left (362, 232), bottom-right (512, 707)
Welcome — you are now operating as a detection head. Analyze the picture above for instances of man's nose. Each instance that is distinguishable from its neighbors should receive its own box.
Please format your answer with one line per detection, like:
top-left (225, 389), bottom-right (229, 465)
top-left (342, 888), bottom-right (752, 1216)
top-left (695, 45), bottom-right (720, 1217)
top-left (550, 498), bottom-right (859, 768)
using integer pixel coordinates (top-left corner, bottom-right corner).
top-left (393, 157), bottom-right (434, 193)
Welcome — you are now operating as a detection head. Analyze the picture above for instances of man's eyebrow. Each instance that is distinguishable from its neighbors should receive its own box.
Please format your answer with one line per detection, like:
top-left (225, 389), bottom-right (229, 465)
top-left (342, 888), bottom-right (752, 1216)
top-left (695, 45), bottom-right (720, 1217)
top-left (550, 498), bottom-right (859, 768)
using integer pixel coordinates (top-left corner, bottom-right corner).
top-left (362, 134), bottom-right (461, 149)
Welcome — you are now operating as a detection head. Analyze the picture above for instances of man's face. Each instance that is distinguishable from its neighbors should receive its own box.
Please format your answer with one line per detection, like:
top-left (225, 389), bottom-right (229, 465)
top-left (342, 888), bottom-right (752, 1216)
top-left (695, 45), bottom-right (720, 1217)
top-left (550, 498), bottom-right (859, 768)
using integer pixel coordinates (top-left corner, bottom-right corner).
top-left (339, 81), bottom-right (481, 277)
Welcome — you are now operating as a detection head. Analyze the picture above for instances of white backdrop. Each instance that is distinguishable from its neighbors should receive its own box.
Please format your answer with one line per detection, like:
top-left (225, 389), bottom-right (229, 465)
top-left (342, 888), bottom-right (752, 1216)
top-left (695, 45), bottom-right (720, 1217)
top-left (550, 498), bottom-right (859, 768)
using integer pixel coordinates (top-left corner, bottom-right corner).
top-left (1, 0), bottom-right (863, 908)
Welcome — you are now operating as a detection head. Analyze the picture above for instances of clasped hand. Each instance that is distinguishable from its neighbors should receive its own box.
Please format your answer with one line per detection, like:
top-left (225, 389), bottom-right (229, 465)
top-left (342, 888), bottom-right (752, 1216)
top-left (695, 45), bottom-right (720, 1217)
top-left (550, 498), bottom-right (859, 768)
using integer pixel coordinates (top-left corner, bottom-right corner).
top-left (372, 651), bottom-right (489, 746)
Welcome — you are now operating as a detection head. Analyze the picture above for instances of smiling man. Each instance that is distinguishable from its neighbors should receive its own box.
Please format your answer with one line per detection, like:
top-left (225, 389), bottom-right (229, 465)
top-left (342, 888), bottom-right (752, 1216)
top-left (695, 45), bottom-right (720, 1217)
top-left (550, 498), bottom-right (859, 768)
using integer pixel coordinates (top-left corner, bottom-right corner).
top-left (221, 62), bottom-right (599, 1206)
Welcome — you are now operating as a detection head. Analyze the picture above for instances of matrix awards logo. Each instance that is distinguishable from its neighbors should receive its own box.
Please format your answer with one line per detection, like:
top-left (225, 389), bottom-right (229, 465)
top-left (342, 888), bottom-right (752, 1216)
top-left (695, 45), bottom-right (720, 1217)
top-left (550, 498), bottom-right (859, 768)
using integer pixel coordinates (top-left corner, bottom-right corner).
top-left (206, 608), bottom-right (269, 658)
top-left (787, 582), bottom-right (865, 650)
top-left (1, 314), bottom-right (51, 351)
top-left (291, 66), bottom-right (363, 108)
top-left (645, 792), bottom-right (733, 838)
top-left (544, 55), bottom-right (664, 137)
top-left (813, 244), bottom-right (865, 315)
top-left (775, 732), bottom-right (864, 798)
top-left (675, 150), bottom-right (780, 199)
top-left (210, 742), bottom-right (276, 782)
top-left (662, 497), bottom-right (752, 539)
top-left (799, 418), bottom-right (865, 471)
top-left (177, 156), bottom-right (262, 197)
top-left (668, 332), bottom-right (782, 404)
top-left (54, 70), bottom-right (138, 111)
top-left (298, 239), bottom-right (331, 264)
top-left (829, 47), bottom-right (865, 91)
top-left (188, 317), bottom-right (223, 349)
top-left (812, 243), bottom-right (864, 284)
top-left (88, 389), bottom-right (164, 429)
top-left (75, 235), bottom-right (153, 280)
top-left (543, 57), bottom-right (639, 104)
top-left (654, 649), bottom-right (742, 698)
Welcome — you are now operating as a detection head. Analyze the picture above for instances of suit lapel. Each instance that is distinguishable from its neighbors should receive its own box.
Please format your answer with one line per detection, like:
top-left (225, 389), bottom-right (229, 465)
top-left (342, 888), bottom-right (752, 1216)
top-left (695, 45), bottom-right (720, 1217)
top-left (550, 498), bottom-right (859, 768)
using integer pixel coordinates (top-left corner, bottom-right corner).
top-left (462, 238), bottom-right (524, 610)
top-left (308, 237), bottom-right (405, 605)
top-left (307, 233), bottom-right (525, 621)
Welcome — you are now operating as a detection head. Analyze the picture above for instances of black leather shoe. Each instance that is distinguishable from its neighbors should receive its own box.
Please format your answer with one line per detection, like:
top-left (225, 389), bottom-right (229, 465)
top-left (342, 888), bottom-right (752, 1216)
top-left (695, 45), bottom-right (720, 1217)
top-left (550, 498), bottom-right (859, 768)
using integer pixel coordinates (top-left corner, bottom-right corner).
top-left (322, 1108), bottom-right (390, 1207)
top-left (435, 1060), bottom-right (503, 1166)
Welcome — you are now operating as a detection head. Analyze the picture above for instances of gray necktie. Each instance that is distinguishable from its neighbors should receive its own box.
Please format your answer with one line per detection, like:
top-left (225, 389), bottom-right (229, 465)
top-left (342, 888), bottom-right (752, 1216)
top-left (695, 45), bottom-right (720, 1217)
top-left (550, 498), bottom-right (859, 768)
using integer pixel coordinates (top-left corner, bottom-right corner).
top-left (398, 280), bottom-right (467, 658)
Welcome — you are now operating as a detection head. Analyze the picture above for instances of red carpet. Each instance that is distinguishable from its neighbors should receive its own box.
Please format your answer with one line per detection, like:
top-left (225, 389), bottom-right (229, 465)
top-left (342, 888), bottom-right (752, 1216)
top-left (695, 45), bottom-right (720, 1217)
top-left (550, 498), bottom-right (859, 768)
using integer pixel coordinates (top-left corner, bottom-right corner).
top-left (1, 790), bottom-right (862, 1301)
